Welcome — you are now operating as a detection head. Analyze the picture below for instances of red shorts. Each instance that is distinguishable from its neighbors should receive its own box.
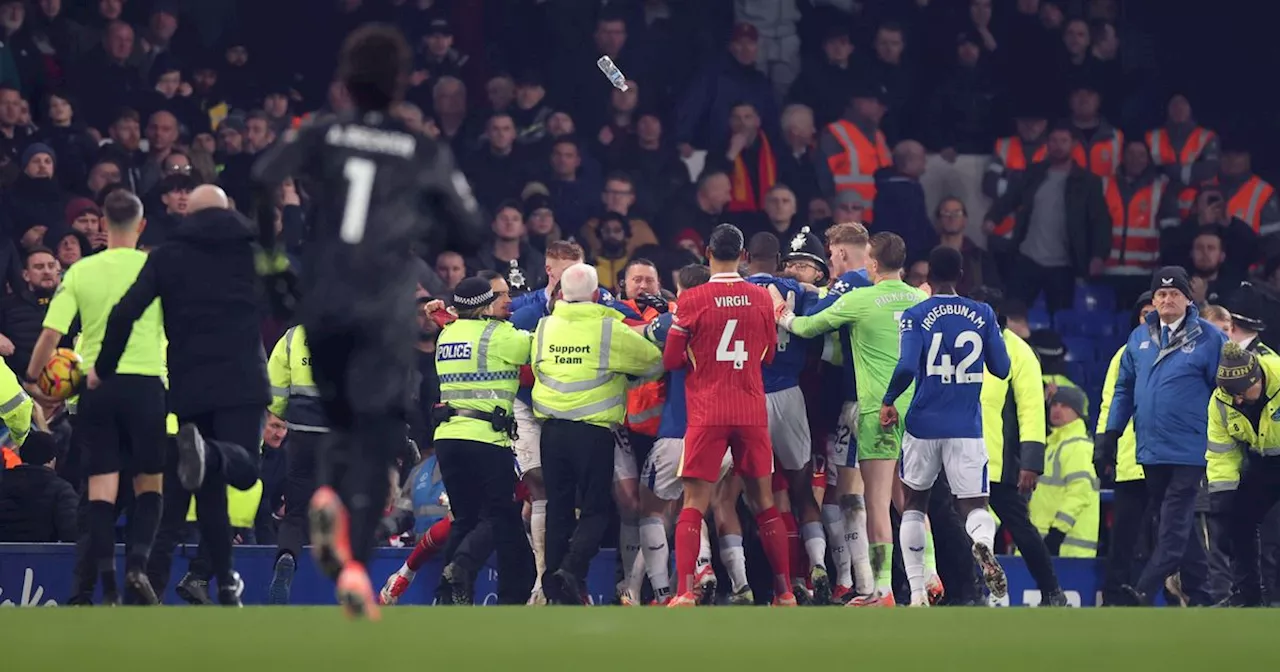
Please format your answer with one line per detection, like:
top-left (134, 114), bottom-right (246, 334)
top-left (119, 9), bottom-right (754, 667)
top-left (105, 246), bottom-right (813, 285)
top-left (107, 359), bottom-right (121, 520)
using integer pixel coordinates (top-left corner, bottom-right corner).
top-left (681, 424), bottom-right (773, 482)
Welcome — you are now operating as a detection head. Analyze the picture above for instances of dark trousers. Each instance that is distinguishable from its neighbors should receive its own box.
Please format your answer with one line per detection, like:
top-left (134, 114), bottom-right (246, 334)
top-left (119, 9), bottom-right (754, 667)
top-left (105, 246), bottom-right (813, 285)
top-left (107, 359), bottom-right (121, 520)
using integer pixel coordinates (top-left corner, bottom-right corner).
top-left (1199, 511), bottom-right (1231, 603)
top-left (434, 438), bottom-right (533, 605)
top-left (274, 430), bottom-right (323, 562)
top-left (1010, 255), bottom-right (1077, 313)
top-left (990, 481), bottom-right (1061, 594)
top-left (1137, 464), bottom-right (1211, 604)
top-left (1226, 457), bottom-right (1280, 604)
top-left (432, 519), bottom-right (498, 604)
top-left (167, 406), bottom-right (262, 585)
top-left (542, 419), bottom-right (616, 584)
top-left (1103, 479), bottom-right (1151, 604)
top-left (303, 317), bottom-right (414, 568)
top-left (929, 472), bottom-right (984, 604)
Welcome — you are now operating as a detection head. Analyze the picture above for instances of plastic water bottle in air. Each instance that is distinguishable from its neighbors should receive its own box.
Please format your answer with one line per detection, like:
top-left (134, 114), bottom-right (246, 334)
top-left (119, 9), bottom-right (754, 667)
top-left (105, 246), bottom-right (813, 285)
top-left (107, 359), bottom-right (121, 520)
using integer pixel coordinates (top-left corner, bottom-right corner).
top-left (597, 56), bottom-right (629, 92)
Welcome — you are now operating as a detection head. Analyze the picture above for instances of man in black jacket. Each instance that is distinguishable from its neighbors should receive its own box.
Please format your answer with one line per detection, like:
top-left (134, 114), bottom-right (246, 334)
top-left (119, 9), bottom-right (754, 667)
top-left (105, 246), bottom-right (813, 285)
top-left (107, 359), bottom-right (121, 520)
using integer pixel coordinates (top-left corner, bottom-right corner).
top-left (0, 247), bottom-right (70, 379)
top-left (0, 432), bottom-right (77, 542)
top-left (983, 126), bottom-right (1111, 313)
top-left (90, 184), bottom-right (268, 606)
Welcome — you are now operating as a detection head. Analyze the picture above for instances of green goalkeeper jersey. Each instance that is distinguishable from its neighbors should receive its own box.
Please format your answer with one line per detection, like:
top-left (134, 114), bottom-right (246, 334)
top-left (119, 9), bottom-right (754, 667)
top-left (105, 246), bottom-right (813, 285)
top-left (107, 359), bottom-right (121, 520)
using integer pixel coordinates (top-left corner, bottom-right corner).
top-left (788, 279), bottom-right (926, 413)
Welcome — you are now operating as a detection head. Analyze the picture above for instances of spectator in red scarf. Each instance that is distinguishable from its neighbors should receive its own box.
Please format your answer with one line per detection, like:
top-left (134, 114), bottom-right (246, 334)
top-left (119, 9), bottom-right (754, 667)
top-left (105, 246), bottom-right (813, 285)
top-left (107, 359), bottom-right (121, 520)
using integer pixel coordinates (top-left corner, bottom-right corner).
top-left (707, 101), bottom-right (776, 214)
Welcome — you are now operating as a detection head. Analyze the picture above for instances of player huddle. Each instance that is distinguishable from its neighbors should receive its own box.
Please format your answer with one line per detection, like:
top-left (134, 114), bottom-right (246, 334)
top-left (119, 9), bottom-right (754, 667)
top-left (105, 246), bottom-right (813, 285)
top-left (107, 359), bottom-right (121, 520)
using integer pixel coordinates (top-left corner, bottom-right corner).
top-left (385, 220), bottom-right (1014, 607)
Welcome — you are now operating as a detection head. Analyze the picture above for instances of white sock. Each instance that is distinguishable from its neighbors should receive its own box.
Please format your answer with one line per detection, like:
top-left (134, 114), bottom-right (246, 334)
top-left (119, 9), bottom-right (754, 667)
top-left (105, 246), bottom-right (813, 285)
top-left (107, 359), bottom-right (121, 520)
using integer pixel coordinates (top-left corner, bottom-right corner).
top-left (801, 521), bottom-right (826, 570)
top-left (397, 563), bottom-right (415, 579)
top-left (719, 534), bottom-right (749, 592)
top-left (531, 500), bottom-right (547, 590)
top-left (821, 504), bottom-right (852, 587)
top-left (901, 509), bottom-right (928, 600)
top-left (620, 517), bottom-right (644, 597)
top-left (965, 507), bottom-right (997, 551)
top-left (639, 516), bottom-right (671, 598)
top-left (841, 494), bottom-right (873, 594)
top-left (698, 519), bottom-right (712, 572)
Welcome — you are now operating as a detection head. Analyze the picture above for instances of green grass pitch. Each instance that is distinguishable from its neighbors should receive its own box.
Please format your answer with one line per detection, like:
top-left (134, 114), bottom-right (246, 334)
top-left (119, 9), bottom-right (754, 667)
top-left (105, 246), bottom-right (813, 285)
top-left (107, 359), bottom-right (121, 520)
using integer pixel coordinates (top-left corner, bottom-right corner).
top-left (3, 607), bottom-right (1279, 669)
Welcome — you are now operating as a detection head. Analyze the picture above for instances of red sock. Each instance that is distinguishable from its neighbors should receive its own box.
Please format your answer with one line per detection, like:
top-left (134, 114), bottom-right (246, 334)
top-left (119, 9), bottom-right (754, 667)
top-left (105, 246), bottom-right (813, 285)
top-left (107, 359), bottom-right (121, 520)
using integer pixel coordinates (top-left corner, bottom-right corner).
top-left (407, 517), bottom-right (452, 572)
top-left (675, 508), bottom-right (703, 596)
top-left (779, 510), bottom-right (805, 581)
top-left (756, 507), bottom-right (791, 596)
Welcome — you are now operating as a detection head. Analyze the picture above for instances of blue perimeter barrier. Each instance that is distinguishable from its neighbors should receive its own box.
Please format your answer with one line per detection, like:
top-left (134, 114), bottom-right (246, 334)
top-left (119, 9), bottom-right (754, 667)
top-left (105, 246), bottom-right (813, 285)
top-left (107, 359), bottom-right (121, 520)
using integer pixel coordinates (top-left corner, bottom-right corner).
top-left (0, 543), bottom-right (1108, 607)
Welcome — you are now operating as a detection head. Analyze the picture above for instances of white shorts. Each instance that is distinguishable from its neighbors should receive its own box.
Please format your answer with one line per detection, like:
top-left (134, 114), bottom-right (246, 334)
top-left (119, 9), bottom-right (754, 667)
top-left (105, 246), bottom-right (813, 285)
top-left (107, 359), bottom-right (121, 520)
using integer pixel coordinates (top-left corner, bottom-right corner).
top-left (642, 438), bottom-right (734, 501)
top-left (766, 387), bottom-right (812, 472)
top-left (613, 428), bottom-right (639, 482)
top-left (513, 398), bottom-right (541, 474)
top-left (828, 401), bottom-right (859, 469)
top-left (899, 432), bottom-right (990, 499)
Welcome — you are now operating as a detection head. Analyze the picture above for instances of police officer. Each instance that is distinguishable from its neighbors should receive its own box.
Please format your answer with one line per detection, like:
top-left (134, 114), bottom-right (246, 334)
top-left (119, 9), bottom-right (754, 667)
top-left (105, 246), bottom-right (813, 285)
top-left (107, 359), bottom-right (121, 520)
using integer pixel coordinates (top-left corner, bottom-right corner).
top-left (1226, 283), bottom-right (1277, 357)
top-left (264, 324), bottom-right (326, 604)
top-left (431, 277), bottom-right (535, 605)
top-left (533, 263), bottom-right (663, 605)
top-left (972, 286), bottom-right (1068, 606)
top-left (1207, 342), bottom-right (1280, 605)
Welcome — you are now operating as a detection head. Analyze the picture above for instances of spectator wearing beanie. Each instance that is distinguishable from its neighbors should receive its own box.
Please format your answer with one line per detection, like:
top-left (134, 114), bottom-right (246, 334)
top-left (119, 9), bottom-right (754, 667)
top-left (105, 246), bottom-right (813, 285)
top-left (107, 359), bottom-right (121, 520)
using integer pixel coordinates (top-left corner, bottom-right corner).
top-left (46, 228), bottom-right (89, 270)
top-left (3, 143), bottom-right (69, 249)
top-left (0, 432), bottom-right (78, 543)
top-left (64, 197), bottom-right (106, 251)
top-left (1098, 266), bottom-right (1226, 606)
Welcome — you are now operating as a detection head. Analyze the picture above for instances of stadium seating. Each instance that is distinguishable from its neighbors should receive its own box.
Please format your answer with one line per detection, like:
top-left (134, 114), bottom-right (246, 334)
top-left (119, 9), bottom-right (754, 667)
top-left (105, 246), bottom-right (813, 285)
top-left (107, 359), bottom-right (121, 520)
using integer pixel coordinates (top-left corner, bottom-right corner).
top-left (1062, 336), bottom-right (1096, 364)
top-left (1074, 284), bottom-right (1117, 313)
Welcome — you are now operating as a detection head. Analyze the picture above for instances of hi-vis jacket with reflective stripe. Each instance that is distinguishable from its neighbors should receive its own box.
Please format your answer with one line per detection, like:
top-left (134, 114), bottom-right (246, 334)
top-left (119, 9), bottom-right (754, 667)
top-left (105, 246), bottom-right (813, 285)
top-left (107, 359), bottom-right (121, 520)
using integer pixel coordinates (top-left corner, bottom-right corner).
top-left (1029, 417), bottom-right (1100, 558)
top-left (1206, 352), bottom-right (1280, 493)
top-left (435, 318), bottom-right (530, 447)
top-left (531, 301), bottom-right (663, 428)
top-left (267, 326), bottom-right (328, 433)
top-left (0, 361), bottom-right (31, 448)
top-left (1098, 345), bottom-right (1144, 482)
top-left (981, 329), bottom-right (1046, 482)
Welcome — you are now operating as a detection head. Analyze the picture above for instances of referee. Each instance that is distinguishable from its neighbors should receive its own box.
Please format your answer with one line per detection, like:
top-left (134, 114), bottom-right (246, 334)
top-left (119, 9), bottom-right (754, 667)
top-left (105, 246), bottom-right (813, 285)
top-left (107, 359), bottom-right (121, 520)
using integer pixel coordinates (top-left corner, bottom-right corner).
top-left (26, 190), bottom-right (168, 605)
top-left (431, 277), bottom-right (535, 604)
top-left (91, 185), bottom-right (267, 606)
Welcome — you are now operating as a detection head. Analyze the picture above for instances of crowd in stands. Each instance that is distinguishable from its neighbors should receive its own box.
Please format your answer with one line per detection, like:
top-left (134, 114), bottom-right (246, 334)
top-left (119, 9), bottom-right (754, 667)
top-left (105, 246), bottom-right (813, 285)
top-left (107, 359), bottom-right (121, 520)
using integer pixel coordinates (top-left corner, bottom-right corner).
top-left (0, 0), bottom-right (1276, 566)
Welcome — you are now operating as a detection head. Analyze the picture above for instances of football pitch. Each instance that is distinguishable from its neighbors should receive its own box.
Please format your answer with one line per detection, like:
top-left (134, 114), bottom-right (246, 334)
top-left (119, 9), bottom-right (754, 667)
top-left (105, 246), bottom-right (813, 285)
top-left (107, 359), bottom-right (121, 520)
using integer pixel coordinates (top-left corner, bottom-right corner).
top-left (4, 607), bottom-right (1280, 669)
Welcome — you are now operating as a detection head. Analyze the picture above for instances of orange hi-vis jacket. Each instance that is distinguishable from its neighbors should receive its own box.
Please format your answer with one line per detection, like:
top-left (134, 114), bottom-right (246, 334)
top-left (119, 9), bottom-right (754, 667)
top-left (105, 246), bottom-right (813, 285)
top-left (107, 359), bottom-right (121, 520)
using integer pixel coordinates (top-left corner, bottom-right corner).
top-left (989, 136), bottom-right (1048, 237)
top-left (620, 298), bottom-right (673, 436)
top-left (1069, 126), bottom-right (1124, 178)
top-left (1100, 175), bottom-right (1168, 275)
top-left (824, 120), bottom-right (891, 222)
top-left (1175, 175), bottom-right (1277, 234)
top-left (1146, 125), bottom-right (1216, 185)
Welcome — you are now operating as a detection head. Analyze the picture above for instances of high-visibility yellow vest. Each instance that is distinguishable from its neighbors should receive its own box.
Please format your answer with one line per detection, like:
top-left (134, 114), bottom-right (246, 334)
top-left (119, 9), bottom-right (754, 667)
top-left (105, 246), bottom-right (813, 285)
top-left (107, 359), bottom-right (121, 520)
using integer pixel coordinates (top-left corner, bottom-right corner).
top-left (1098, 346), bottom-right (1143, 482)
top-left (268, 326), bottom-right (329, 433)
top-left (434, 318), bottom-right (530, 447)
top-left (981, 329), bottom-right (1045, 482)
top-left (1030, 417), bottom-right (1100, 558)
top-left (531, 301), bottom-right (662, 428)
top-left (1206, 353), bottom-right (1280, 493)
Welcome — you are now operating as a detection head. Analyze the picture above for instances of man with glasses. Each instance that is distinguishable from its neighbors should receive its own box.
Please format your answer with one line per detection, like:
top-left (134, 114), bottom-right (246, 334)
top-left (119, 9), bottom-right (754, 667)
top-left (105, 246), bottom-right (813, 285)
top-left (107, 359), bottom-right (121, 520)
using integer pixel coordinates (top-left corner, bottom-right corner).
top-left (934, 197), bottom-right (1001, 295)
top-left (583, 173), bottom-right (657, 257)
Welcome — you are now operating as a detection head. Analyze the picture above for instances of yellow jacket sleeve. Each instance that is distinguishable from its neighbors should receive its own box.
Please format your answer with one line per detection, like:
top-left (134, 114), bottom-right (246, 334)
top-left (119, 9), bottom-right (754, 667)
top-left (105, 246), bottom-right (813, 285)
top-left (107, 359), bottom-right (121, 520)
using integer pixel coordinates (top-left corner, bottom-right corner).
top-left (1008, 332), bottom-right (1047, 472)
top-left (1206, 396), bottom-right (1243, 491)
top-left (267, 329), bottom-right (291, 418)
top-left (607, 319), bottom-right (663, 380)
top-left (0, 364), bottom-right (32, 447)
top-left (1097, 347), bottom-right (1121, 434)
top-left (495, 323), bottom-right (533, 367)
top-left (1052, 436), bottom-right (1098, 534)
